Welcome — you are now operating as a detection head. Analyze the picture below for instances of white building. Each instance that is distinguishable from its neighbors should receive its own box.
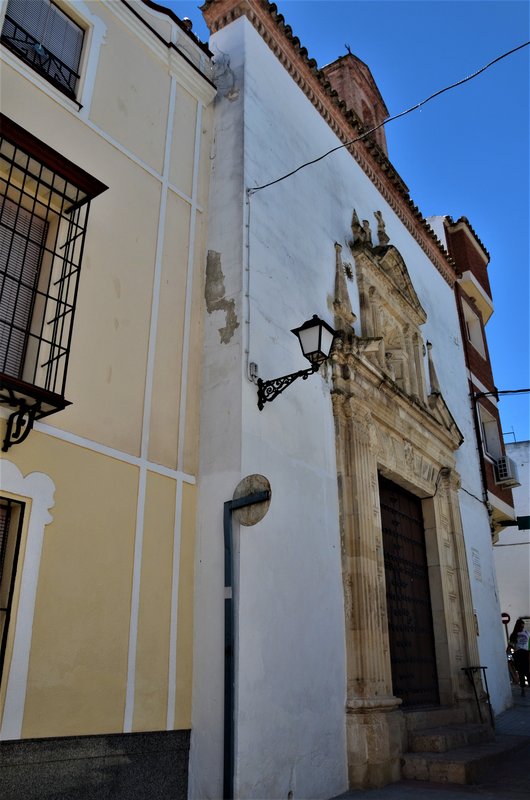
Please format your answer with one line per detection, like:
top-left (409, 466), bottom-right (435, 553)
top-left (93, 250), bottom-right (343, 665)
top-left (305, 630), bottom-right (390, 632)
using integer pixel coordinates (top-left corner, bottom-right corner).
top-left (494, 441), bottom-right (530, 629)
top-left (190, 1), bottom-right (514, 798)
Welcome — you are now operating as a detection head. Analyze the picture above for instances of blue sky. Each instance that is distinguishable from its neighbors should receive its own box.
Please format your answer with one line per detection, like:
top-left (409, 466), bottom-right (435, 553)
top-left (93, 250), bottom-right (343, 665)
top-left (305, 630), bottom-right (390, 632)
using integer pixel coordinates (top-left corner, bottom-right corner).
top-left (162, 0), bottom-right (530, 442)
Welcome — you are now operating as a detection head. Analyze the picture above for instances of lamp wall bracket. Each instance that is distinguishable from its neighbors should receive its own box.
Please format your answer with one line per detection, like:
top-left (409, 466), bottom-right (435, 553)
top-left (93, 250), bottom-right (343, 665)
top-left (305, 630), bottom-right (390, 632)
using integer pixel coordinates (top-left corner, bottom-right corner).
top-left (257, 364), bottom-right (319, 410)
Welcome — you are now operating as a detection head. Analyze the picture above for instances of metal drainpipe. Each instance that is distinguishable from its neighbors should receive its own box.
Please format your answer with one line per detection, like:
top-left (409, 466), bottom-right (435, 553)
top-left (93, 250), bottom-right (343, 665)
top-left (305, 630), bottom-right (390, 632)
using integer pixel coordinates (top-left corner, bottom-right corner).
top-left (223, 490), bottom-right (271, 800)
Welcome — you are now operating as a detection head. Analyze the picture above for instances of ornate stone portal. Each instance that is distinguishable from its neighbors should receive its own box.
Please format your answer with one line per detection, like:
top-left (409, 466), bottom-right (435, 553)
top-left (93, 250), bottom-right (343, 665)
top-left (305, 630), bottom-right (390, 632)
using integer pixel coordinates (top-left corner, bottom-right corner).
top-left (332, 213), bottom-right (482, 788)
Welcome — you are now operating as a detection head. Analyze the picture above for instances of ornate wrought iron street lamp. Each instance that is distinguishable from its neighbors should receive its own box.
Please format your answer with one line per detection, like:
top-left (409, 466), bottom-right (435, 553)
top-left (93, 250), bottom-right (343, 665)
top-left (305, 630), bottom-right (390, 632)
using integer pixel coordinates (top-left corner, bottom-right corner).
top-left (257, 315), bottom-right (337, 410)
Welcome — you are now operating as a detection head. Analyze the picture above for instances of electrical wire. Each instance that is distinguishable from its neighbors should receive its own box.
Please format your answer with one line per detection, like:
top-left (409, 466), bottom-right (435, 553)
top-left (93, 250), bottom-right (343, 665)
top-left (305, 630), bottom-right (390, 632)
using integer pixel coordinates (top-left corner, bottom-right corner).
top-left (473, 389), bottom-right (530, 399)
top-left (460, 485), bottom-right (489, 506)
top-left (419, 468), bottom-right (486, 507)
top-left (494, 542), bottom-right (530, 547)
top-left (248, 40), bottom-right (530, 194)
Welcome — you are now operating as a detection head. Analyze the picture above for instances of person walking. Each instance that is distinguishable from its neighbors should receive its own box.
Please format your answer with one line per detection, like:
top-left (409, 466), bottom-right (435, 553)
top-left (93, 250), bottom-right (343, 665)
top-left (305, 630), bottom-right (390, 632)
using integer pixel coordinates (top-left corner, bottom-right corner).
top-left (509, 618), bottom-right (530, 696)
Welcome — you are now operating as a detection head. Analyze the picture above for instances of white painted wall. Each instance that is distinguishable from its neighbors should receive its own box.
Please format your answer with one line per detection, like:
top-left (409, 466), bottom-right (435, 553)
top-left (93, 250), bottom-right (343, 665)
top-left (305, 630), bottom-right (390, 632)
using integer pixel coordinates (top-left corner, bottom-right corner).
top-left (189, 17), bottom-right (247, 800)
top-left (494, 442), bottom-right (530, 636)
top-left (191, 19), bottom-right (347, 800)
top-left (430, 218), bottom-right (512, 713)
top-left (192, 17), bottom-right (511, 798)
top-left (453, 391), bottom-right (511, 714)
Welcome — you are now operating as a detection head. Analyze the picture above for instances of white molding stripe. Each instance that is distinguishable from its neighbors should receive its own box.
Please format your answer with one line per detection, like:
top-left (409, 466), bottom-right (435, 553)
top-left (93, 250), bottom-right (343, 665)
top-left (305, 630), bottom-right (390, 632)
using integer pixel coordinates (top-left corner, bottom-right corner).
top-left (166, 479), bottom-right (183, 729)
top-left (0, 58), bottom-right (204, 214)
top-left (165, 96), bottom-right (205, 727)
top-left (82, 118), bottom-right (202, 211)
top-left (139, 83), bottom-right (177, 463)
top-left (123, 73), bottom-right (178, 733)
top-left (177, 99), bottom-right (203, 473)
top-left (33, 420), bottom-right (196, 485)
top-left (0, 462), bottom-right (55, 740)
top-left (168, 47), bottom-right (216, 104)
top-left (108, 1), bottom-right (216, 106)
top-left (75, 0), bottom-right (107, 120)
top-left (123, 465), bottom-right (147, 733)
top-left (81, 117), bottom-right (202, 210)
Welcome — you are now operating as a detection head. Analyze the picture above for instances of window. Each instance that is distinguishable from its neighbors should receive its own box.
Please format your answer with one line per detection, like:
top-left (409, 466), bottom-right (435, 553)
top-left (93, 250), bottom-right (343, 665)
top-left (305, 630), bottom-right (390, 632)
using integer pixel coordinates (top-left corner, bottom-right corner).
top-left (478, 404), bottom-right (502, 461)
top-left (0, 197), bottom-right (47, 379)
top-left (1, 0), bottom-right (84, 101)
top-left (0, 114), bottom-right (107, 450)
top-left (462, 300), bottom-right (486, 358)
top-left (0, 497), bottom-right (25, 688)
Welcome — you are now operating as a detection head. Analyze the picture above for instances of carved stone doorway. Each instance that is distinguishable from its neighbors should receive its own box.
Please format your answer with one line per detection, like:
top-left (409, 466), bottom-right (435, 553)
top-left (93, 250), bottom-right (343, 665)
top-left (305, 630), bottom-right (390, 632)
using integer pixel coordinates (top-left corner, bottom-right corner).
top-left (379, 475), bottom-right (440, 707)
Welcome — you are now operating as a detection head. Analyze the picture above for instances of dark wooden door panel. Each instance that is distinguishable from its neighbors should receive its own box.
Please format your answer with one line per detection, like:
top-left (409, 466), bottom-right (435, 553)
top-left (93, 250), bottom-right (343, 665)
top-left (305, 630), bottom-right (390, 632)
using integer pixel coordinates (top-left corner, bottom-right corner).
top-left (380, 475), bottom-right (439, 706)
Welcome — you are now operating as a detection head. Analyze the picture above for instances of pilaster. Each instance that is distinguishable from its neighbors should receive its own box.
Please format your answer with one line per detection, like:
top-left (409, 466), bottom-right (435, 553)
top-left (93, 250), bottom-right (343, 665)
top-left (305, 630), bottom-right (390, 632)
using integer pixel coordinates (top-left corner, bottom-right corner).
top-left (404, 326), bottom-right (418, 399)
top-left (333, 392), bottom-right (403, 787)
top-left (442, 469), bottom-right (483, 703)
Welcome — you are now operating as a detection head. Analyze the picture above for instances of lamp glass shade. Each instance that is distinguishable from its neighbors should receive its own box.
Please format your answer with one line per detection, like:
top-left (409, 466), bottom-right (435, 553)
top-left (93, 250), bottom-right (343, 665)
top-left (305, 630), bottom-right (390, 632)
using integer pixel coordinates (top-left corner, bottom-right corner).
top-left (291, 315), bottom-right (336, 365)
top-left (319, 325), bottom-right (335, 358)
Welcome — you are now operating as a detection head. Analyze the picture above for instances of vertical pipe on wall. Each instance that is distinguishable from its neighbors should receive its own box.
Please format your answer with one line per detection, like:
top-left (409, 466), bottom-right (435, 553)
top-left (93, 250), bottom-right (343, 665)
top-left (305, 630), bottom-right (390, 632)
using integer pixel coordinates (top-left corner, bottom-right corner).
top-left (222, 490), bottom-right (270, 800)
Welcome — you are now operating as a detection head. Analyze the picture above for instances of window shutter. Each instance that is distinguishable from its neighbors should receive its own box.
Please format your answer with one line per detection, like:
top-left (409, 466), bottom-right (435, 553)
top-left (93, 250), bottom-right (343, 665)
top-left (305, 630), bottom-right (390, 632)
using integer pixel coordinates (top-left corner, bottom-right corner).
top-left (3, 0), bottom-right (84, 96)
top-left (0, 197), bottom-right (47, 378)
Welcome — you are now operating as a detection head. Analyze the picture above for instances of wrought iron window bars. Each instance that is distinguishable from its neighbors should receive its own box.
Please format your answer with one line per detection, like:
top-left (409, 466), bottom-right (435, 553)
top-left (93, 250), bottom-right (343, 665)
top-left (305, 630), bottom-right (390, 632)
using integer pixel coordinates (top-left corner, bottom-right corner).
top-left (0, 114), bottom-right (107, 451)
top-left (1, 1), bottom-right (84, 102)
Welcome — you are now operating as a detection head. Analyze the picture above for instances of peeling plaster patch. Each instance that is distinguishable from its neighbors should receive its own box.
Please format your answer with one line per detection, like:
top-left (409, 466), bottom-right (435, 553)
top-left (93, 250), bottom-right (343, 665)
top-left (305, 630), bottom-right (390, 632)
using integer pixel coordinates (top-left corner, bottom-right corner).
top-left (205, 250), bottom-right (239, 343)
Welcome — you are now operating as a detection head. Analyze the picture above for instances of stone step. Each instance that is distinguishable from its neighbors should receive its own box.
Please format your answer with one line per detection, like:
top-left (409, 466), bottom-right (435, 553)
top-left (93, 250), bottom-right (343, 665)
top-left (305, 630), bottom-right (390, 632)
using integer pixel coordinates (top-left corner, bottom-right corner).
top-left (401, 734), bottom-right (528, 784)
top-left (409, 722), bottom-right (493, 753)
top-left (402, 705), bottom-right (467, 732)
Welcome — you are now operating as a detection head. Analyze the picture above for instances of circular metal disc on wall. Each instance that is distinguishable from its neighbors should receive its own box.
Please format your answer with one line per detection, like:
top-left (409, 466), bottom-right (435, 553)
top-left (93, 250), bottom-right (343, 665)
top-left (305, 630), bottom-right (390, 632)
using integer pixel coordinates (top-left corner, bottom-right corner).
top-left (232, 474), bottom-right (271, 526)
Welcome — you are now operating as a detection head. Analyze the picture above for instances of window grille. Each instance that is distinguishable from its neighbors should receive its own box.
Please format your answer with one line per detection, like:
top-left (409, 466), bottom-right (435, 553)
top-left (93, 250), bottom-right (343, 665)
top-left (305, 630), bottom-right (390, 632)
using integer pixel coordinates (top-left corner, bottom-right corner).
top-left (0, 114), bottom-right (107, 450)
top-left (1, 0), bottom-right (84, 100)
top-left (0, 497), bottom-right (25, 688)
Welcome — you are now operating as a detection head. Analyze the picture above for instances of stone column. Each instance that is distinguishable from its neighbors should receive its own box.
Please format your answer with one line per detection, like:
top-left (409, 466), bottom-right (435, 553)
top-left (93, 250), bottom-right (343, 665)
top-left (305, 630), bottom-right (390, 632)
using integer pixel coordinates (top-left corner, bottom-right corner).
top-left (413, 332), bottom-right (427, 405)
top-left (404, 325), bottom-right (418, 399)
top-left (333, 392), bottom-right (404, 788)
top-left (369, 287), bottom-right (380, 338)
top-left (442, 469), bottom-right (483, 705)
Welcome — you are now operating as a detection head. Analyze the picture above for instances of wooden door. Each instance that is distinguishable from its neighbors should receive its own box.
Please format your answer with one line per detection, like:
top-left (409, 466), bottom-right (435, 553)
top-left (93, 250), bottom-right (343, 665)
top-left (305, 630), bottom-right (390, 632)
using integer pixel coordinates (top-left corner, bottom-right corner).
top-left (379, 476), bottom-right (439, 707)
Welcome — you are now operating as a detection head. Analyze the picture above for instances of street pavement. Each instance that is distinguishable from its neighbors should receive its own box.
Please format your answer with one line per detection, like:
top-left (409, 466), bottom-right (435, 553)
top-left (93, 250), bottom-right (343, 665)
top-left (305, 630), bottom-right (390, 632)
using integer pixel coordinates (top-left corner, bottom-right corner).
top-left (331, 686), bottom-right (530, 800)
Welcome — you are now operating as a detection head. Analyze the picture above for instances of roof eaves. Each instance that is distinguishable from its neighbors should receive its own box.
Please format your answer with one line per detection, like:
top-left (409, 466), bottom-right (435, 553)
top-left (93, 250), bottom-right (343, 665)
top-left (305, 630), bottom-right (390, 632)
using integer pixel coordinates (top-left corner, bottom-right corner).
top-left (141, 0), bottom-right (213, 55)
top-left (202, 0), bottom-right (456, 281)
top-left (261, 2), bottom-right (455, 276)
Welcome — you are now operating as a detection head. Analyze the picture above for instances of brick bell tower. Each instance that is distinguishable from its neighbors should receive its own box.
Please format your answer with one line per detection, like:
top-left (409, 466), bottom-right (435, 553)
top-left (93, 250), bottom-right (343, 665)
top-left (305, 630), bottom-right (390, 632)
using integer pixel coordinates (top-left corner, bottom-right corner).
top-left (322, 51), bottom-right (389, 155)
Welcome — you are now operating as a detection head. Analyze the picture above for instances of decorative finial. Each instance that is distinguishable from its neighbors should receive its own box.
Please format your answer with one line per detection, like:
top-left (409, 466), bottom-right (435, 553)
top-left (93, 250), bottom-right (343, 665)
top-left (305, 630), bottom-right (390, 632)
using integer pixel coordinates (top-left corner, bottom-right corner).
top-left (333, 242), bottom-right (356, 330)
top-left (374, 210), bottom-right (390, 246)
top-left (350, 209), bottom-right (372, 248)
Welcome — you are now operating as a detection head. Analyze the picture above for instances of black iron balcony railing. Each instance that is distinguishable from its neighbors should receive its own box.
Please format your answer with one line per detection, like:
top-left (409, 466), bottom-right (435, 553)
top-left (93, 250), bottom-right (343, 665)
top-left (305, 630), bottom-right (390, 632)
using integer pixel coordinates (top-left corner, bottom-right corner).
top-left (1, 15), bottom-right (81, 101)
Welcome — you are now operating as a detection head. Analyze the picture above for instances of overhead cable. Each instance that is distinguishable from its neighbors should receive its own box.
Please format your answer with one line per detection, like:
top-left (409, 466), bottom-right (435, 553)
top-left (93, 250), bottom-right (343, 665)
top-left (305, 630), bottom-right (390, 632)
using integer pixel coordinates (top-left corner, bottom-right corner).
top-left (249, 40), bottom-right (530, 194)
top-left (474, 389), bottom-right (530, 399)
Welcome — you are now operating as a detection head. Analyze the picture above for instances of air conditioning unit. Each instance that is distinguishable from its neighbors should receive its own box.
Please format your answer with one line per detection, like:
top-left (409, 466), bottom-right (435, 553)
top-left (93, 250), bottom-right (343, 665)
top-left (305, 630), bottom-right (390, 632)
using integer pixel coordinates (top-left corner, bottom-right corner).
top-left (494, 456), bottom-right (521, 488)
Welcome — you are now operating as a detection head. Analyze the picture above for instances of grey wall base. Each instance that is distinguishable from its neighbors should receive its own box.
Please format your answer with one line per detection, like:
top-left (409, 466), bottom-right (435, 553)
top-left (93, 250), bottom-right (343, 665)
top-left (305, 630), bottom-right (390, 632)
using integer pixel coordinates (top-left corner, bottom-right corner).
top-left (0, 729), bottom-right (190, 800)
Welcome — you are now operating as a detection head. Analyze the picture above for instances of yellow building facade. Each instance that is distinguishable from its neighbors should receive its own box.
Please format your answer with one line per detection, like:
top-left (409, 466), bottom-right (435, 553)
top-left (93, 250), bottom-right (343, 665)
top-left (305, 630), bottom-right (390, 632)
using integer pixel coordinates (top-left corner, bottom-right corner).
top-left (0, 0), bottom-right (214, 788)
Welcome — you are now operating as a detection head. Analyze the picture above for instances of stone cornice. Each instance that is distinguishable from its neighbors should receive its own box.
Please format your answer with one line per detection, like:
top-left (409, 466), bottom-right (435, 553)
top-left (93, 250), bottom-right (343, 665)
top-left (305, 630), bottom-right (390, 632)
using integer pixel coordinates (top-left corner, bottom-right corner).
top-left (141, 0), bottom-right (213, 55)
top-left (112, 1), bottom-right (216, 103)
top-left (201, 0), bottom-right (457, 286)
